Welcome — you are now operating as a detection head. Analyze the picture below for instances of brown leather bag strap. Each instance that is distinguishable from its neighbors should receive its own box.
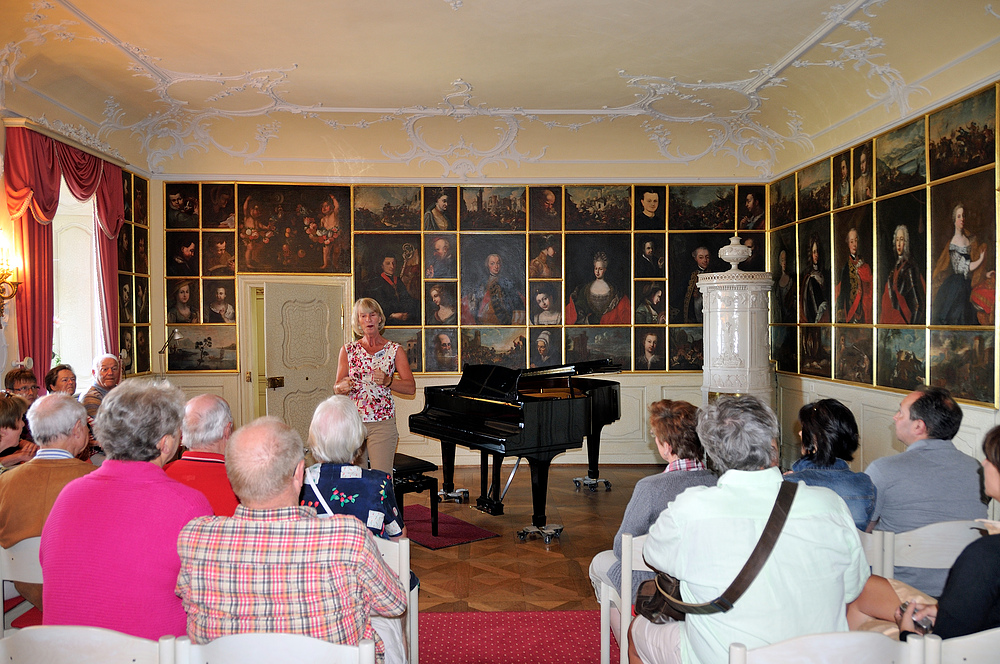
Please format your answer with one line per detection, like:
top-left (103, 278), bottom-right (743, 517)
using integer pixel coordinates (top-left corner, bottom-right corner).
top-left (651, 480), bottom-right (799, 615)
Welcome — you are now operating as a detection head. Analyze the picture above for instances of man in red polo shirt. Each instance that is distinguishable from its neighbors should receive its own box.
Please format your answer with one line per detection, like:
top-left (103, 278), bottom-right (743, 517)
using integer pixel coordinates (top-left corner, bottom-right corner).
top-left (165, 394), bottom-right (238, 515)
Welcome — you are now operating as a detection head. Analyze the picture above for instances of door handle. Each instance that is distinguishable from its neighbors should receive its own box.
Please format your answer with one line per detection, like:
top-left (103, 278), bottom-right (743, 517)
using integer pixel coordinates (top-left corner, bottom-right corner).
top-left (266, 376), bottom-right (285, 389)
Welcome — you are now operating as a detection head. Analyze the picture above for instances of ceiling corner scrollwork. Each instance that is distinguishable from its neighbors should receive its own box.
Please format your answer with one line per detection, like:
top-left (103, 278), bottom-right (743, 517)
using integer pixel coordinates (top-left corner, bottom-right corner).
top-left (791, 0), bottom-right (929, 116)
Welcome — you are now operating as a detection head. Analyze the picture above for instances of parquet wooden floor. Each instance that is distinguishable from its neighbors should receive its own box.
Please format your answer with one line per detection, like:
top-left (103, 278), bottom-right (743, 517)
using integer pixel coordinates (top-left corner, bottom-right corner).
top-left (402, 463), bottom-right (654, 613)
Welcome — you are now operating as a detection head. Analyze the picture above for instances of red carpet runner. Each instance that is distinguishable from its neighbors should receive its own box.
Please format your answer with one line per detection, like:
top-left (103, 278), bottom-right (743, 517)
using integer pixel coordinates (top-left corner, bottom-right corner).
top-left (419, 610), bottom-right (617, 664)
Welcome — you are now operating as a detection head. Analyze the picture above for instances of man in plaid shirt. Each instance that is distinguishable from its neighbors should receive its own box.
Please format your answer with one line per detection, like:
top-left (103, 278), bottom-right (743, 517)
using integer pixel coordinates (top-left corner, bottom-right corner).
top-left (176, 416), bottom-right (407, 663)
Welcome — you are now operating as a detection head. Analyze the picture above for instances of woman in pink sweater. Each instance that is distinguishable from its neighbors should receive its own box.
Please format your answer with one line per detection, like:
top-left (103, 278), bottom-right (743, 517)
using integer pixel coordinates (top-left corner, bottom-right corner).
top-left (40, 380), bottom-right (212, 640)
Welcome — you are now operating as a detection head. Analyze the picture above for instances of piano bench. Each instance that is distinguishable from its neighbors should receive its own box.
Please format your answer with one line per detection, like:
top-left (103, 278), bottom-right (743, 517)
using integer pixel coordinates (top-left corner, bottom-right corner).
top-left (393, 453), bottom-right (439, 537)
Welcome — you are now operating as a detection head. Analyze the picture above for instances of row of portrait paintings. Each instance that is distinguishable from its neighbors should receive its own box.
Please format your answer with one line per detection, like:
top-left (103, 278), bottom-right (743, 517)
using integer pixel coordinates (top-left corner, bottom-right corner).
top-left (166, 181), bottom-right (769, 239)
top-left (354, 231), bottom-right (764, 327)
top-left (121, 172), bottom-right (149, 226)
top-left (770, 86), bottom-right (995, 227)
top-left (386, 325), bottom-right (704, 374)
top-left (769, 168), bottom-right (996, 328)
top-left (772, 325), bottom-right (995, 405)
top-left (165, 231), bottom-right (237, 278)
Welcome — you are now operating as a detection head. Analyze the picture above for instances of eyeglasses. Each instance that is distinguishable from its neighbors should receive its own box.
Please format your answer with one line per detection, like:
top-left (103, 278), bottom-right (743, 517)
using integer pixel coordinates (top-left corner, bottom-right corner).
top-left (11, 385), bottom-right (38, 394)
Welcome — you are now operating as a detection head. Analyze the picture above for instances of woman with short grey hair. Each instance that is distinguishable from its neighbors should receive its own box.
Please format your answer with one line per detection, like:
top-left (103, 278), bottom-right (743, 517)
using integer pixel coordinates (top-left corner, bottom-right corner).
top-left (40, 379), bottom-right (213, 640)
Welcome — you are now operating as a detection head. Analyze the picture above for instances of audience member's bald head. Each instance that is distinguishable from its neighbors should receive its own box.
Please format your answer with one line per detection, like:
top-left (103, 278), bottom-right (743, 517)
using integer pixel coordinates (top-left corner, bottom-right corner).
top-left (26, 393), bottom-right (89, 455)
top-left (225, 417), bottom-right (304, 507)
top-left (182, 394), bottom-right (233, 454)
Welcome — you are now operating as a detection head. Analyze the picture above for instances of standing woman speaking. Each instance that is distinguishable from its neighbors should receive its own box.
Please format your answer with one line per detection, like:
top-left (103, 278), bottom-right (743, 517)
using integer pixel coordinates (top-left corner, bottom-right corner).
top-left (335, 298), bottom-right (415, 476)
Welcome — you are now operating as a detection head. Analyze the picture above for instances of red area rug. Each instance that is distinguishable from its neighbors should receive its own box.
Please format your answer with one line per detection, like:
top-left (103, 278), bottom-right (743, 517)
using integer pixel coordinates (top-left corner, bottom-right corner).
top-left (419, 610), bottom-right (615, 664)
top-left (403, 504), bottom-right (498, 550)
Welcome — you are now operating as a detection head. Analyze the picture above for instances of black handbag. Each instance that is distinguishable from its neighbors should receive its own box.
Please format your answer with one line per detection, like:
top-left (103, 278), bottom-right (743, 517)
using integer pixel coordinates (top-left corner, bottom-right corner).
top-left (635, 481), bottom-right (798, 623)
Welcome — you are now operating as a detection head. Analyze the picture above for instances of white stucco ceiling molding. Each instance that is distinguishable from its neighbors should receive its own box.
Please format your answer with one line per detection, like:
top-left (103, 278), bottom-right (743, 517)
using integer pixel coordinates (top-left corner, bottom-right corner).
top-left (990, 4), bottom-right (1000, 19)
top-left (380, 79), bottom-right (544, 180)
top-left (790, 0), bottom-right (928, 116)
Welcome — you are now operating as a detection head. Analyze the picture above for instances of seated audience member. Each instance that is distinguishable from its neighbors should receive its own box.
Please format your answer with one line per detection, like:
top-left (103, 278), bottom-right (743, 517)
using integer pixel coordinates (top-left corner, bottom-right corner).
top-left (589, 400), bottom-right (716, 605)
top-left (0, 395), bottom-right (38, 470)
top-left (784, 399), bottom-right (876, 530)
top-left (892, 424), bottom-right (1000, 640)
top-left (0, 394), bottom-right (95, 609)
top-left (165, 394), bottom-right (239, 515)
top-left (176, 417), bottom-right (406, 664)
top-left (301, 395), bottom-right (405, 540)
top-left (40, 380), bottom-right (212, 639)
top-left (44, 364), bottom-right (77, 397)
top-left (866, 386), bottom-right (987, 596)
top-left (630, 395), bottom-right (868, 664)
top-left (4, 367), bottom-right (39, 443)
top-left (80, 354), bottom-right (121, 419)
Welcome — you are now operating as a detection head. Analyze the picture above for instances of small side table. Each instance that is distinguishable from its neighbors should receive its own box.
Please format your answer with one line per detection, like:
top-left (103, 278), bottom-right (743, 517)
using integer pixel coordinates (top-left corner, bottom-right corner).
top-left (392, 453), bottom-right (439, 536)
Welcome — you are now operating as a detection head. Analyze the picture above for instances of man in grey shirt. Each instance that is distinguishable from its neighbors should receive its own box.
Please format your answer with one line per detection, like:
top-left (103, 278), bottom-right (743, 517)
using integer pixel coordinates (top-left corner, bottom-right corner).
top-left (866, 386), bottom-right (987, 596)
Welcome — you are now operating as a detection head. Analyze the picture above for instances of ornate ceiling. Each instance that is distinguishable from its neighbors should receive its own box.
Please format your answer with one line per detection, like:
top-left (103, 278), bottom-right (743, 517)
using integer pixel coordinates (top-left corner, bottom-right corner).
top-left (1, 0), bottom-right (999, 181)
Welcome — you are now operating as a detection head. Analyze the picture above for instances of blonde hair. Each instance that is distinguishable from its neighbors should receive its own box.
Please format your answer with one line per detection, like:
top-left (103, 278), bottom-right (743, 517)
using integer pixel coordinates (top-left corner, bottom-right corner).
top-left (351, 298), bottom-right (386, 337)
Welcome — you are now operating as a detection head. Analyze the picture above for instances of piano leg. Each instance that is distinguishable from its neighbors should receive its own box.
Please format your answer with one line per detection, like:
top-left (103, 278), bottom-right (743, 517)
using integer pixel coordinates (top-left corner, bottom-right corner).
top-left (438, 440), bottom-right (469, 504)
top-left (474, 451), bottom-right (505, 516)
top-left (574, 424), bottom-right (613, 492)
top-left (514, 458), bottom-right (564, 544)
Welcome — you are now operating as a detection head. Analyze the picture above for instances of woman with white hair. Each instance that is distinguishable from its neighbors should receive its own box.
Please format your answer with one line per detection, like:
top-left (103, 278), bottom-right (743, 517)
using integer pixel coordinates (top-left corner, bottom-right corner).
top-left (300, 394), bottom-right (405, 542)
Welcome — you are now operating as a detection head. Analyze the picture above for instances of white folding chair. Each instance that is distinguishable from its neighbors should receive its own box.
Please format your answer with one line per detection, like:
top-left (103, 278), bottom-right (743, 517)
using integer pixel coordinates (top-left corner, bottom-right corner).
top-left (375, 536), bottom-right (418, 664)
top-left (857, 530), bottom-right (885, 576)
top-left (1, 537), bottom-right (43, 637)
top-left (175, 634), bottom-right (374, 664)
top-left (923, 626), bottom-right (1000, 664)
top-left (882, 521), bottom-right (984, 580)
top-left (729, 631), bottom-right (924, 664)
top-left (0, 625), bottom-right (174, 664)
top-left (600, 533), bottom-right (652, 664)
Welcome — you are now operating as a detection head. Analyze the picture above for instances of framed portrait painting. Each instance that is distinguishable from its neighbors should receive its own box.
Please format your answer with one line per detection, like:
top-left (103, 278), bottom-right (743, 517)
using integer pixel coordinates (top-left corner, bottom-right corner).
top-left (424, 328), bottom-right (457, 372)
top-left (133, 176), bottom-right (148, 226)
top-left (423, 187), bottom-right (458, 231)
top-left (528, 186), bottom-right (563, 231)
top-left (354, 233), bottom-right (422, 326)
top-left (529, 327), bottom-right (561, 368)
top-left (564, 234), bottom-right (630, 325)
top-left (634, 327), bottom-right (666, 371)
top-left (929, 169), bottom-right (996, 326)
top-left (459, 235), bottom-right (526, 326)
top-left (853, 142), bottom-right (874, 203)
top-left (876, 191), bottom-right (926, 326)
top-left (203, 184), bottom-right (236, 228)
top-left (165, 182), bottom-right (200, 229)
top-left (770, 225), bottom-right (797, 324)
top-left (634, 186), bottom-right (666, 230)
top-left (832, 204), bottom-right (873, 324)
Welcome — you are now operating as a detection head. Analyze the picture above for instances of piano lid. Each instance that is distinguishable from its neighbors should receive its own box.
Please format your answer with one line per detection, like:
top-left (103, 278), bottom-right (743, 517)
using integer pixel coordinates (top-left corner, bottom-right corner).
top-left (454, 358), bottom-right (622, 403)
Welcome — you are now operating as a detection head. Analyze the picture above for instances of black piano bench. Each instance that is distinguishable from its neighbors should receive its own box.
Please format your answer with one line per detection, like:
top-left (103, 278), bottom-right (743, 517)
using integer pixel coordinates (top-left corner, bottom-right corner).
top-left (393, 453), bottom-right (439, 537)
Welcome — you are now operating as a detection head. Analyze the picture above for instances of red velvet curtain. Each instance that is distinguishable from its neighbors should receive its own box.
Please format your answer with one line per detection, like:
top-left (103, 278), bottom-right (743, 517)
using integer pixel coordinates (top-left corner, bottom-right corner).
top-left (3, 126), bottom-right (124, 385)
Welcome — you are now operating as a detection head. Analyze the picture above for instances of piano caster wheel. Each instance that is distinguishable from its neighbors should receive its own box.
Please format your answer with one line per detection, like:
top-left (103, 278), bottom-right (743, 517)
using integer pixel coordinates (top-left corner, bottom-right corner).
top-left (516, 524), bottom-right (563, 543)
top-left (574, 476), bottom-right (612, 493)
top-left (439, 489), bottom-right (470, 504)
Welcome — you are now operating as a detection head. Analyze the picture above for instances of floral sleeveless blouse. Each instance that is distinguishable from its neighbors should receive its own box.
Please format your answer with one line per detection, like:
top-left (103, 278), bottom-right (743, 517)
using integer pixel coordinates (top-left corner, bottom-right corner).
top-left (345, 339), bottom-right (399, 422)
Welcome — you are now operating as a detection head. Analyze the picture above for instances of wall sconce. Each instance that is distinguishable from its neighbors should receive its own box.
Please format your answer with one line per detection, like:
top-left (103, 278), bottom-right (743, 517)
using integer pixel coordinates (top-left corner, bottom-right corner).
top-left (0, 250), bottom-right (21, 329)
top-left (158, 328), bottom-right (184, 378)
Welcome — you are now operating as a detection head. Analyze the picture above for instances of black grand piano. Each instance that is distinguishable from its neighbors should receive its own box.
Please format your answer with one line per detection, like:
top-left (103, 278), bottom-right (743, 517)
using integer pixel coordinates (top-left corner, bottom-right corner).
top-left (409, 359), bottom-right (620, 541)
